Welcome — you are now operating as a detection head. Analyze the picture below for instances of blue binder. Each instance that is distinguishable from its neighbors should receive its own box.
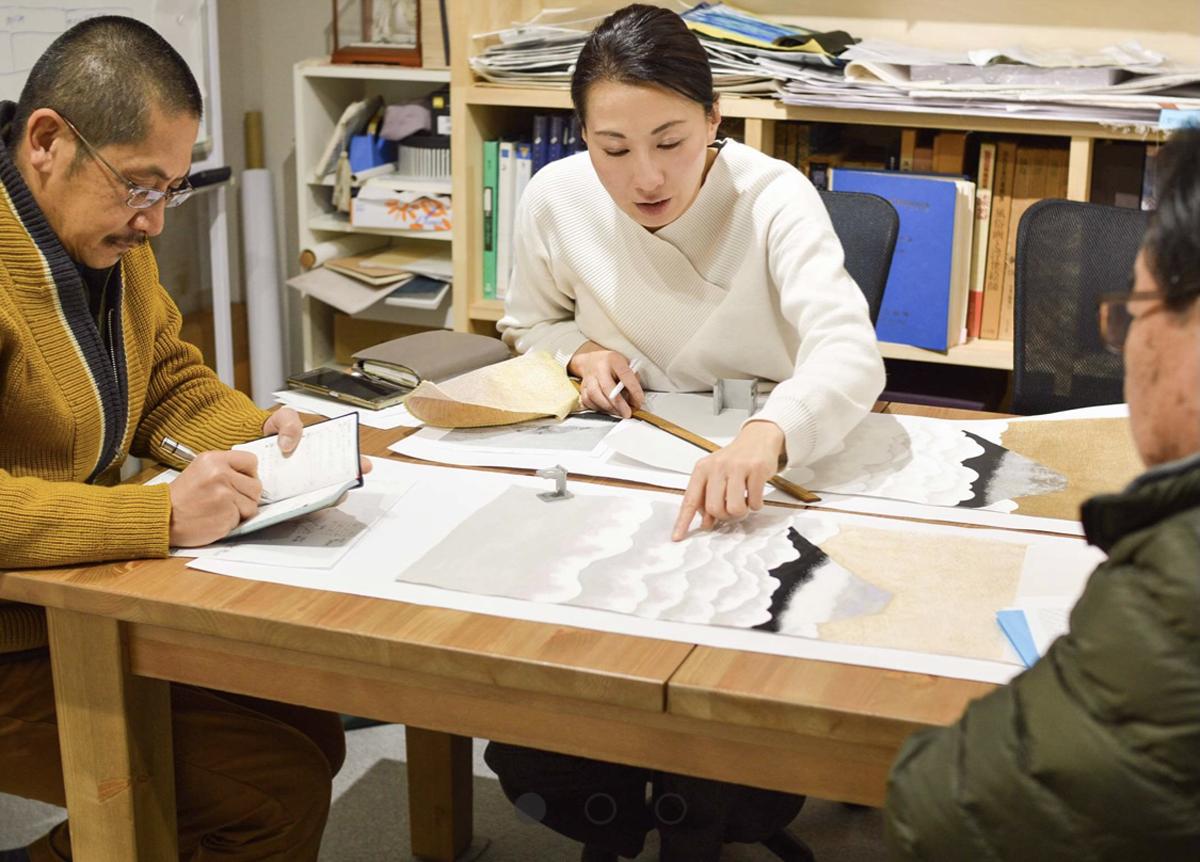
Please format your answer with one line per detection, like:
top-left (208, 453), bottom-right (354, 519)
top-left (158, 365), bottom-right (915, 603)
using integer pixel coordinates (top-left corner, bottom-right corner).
top-left (829, 169), bottom-right (961, 351)
top-left (531, 114), bottom-right (549, 175)
top-left (547, 114), bottom-right (565, 164)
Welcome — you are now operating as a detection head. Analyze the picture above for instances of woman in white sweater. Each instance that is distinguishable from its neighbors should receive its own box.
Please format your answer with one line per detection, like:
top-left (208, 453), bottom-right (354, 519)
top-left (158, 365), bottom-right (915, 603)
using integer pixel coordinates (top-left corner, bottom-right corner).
top-left (489, 7), bottom-right (883, 862)
top-left (497, 13), bottom-right (883, 545)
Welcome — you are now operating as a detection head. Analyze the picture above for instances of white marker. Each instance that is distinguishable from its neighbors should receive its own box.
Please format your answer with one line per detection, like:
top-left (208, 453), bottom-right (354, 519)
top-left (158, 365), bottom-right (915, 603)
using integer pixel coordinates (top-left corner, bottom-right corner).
top-left (606, 357), bottom-right (643, 403)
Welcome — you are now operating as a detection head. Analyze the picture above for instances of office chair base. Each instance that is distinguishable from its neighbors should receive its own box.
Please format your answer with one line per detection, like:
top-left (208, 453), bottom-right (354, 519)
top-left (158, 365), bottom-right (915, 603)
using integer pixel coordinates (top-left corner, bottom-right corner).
top-left (763, 829), bottom-right (817, 862)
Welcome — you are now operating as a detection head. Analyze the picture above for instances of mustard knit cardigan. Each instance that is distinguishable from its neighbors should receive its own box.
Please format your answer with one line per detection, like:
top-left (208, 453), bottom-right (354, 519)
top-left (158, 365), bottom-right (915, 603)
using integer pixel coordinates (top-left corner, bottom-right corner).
top-left (0, 144), bottom-right (268, 575)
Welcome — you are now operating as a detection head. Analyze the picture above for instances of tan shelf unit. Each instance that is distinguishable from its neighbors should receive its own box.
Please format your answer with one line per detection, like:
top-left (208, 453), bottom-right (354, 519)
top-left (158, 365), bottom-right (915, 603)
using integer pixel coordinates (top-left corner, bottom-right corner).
top-left (293, 59), bottom-right (452, 369)
top-left (448, 0), bottom-right (1196, 370)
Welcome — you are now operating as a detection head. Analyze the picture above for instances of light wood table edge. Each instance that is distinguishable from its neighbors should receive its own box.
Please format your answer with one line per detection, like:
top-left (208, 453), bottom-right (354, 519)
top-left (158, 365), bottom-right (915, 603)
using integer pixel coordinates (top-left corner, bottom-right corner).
top-left (127, 622), bottom-right (895, 806)
top-left (666, 647), bottom-right (995, 744)
top-left (0, 565), bottom-right (684, 715)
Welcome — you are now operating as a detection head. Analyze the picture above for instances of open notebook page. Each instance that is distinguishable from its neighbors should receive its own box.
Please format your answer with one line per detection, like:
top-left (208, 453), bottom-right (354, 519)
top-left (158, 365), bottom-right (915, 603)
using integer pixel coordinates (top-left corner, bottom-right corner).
top-left (234, 412), bottom-right (361, 502)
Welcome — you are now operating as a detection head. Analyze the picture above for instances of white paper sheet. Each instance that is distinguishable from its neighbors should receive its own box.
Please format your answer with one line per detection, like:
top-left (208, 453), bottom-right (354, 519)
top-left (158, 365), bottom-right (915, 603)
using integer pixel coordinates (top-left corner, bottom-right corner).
top-left (187, 461), bottom-right (1105, 685)
top-left (391, 398), bottom-right (1132, 535)
top-left (1014, 597), bottom-right (1074, 656)
top-left (274, 389), bottom-right (422, 430)
top-left (236, 413), bottom-right (360, 502)
top-left (285, 266), bottom-right (393, 315)
top-left (164, 458), bottom-right (410, 567)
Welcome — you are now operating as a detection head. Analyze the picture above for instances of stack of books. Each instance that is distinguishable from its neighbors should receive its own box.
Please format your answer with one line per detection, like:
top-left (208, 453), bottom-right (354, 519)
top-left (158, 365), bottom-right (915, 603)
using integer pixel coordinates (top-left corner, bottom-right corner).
top-left (482, 115), bottom-right (587, 301)
top-left (800, 129), bottom-right (1074, 350)
top-left (325, 247), bottom-right (452, 311)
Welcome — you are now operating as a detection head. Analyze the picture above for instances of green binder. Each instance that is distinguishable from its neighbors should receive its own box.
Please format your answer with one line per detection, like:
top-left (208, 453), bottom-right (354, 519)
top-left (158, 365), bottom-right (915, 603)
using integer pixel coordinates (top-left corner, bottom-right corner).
top-left (482, 140), bottom-right (499, 300)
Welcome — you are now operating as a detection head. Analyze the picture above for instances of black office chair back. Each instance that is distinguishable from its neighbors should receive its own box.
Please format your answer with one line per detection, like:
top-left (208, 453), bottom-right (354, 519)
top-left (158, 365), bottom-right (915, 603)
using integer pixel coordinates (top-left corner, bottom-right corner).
top-left (1013, 199), bottom-right (1149, 415)
top-left (818, 189), bottom-right (899, 326)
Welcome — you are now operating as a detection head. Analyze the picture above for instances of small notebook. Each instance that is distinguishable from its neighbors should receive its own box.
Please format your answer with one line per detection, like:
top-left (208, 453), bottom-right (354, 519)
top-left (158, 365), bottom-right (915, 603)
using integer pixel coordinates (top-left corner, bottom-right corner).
top-left (384, 275), bottom-right (450, 310)
top-left (226, 413), bottom-right (364, 537)
top-left (353, 330), bottom-right (511, 389)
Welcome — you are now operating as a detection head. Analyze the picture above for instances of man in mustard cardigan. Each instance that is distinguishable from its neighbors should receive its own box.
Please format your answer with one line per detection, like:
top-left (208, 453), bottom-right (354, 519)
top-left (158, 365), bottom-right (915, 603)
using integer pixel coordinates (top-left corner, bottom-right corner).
top-left (0, 17), bottom-right (346, 862)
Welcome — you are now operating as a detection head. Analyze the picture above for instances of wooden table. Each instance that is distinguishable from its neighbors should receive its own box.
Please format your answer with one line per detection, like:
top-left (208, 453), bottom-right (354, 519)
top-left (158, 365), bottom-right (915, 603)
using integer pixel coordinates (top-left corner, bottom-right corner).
top-left (0, 403), bottom-right (1007, 861)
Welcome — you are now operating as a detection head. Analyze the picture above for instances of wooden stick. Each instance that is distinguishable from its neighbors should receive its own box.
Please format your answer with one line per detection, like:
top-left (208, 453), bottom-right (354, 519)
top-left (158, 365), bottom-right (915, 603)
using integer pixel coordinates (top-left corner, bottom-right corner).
top-left (571, 378), bottom-right (820, 504)
top-left (630, 408), bottom-right (821, 504)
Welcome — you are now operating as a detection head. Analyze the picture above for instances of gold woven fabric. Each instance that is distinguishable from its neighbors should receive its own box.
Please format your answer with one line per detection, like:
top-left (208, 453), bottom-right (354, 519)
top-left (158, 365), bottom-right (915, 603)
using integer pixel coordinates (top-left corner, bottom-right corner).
top-left (405, 351), bottom-right (581, 428)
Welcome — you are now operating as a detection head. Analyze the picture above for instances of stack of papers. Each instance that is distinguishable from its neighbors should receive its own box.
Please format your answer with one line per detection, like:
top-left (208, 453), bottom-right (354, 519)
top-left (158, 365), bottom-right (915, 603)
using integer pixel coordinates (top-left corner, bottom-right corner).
top-left (286, 245), bottom-right (452, 316)
top-left (469, 21), bottom-right (589, 88)
top-left (274, 388), bottom-right (422, 430)
top-left (680, 2), bottom-right (853, 93)
top-left (164, 456), bottom-right (415, 571)
top-left (780, 39), bottom-right (1200, 127)
top-left (326, 253), bottom-right (414, 287)
top-left (469, 3), bottom-right (855, 95)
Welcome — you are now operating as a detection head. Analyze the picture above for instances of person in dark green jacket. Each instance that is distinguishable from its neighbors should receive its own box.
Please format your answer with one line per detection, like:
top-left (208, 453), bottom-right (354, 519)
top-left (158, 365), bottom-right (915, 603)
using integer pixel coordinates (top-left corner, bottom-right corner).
top-left (884, 127), bottom-right (1200, 860)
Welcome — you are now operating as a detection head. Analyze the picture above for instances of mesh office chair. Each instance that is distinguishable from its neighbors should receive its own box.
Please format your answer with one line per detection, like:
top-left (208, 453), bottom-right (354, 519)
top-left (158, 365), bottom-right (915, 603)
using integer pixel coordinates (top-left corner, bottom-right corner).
top-left (818, 189), bottom-right (900, 325)
top-left (1012, 199), bottom-right (1149, 415)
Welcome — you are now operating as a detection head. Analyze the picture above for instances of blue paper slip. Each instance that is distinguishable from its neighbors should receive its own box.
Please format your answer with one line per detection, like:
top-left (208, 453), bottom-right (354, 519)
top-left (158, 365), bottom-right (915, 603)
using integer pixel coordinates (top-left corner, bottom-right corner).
top-left (1159, 110), bottom-right (1200, 131)
top-left (681, 3), bottom-right (810, 43)
top-left (997, 609), bottom-right (1040, 669)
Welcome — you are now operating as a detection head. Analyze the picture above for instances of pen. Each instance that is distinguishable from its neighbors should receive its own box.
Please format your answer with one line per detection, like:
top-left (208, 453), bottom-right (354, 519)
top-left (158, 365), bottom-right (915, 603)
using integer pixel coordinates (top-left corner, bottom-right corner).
top-left (161, 435), bottom-right (279, 504)
top-left (160, 436), bottom-right (197, 464)
top-left (606, 357), bottom-right (643, 403)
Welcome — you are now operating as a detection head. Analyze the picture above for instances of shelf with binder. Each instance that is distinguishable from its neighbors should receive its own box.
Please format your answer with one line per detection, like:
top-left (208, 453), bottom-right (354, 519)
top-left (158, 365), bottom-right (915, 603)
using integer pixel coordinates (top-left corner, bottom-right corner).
top-left (879, 338), bottom-right (1013, 371)
top-left (295, 58), bottom-right (454, 369)
top-left (449, 0), bottom-right (1196, 376)
top-left (308, 175), bottom-right (452, 195)
top-left (306, 212), bottom-right (454, 240)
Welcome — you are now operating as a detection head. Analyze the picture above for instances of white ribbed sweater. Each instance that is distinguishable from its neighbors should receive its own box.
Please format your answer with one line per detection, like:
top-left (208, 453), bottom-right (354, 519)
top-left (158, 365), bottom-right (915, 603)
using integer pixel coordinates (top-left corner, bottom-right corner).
top-left (497, 140), bottom-right (885, 467)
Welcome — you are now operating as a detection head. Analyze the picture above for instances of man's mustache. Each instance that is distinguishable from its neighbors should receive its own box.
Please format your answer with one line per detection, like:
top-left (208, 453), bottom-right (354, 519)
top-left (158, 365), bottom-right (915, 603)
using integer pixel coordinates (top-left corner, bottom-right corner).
top-left (107, 233), bottom-right (147, 246)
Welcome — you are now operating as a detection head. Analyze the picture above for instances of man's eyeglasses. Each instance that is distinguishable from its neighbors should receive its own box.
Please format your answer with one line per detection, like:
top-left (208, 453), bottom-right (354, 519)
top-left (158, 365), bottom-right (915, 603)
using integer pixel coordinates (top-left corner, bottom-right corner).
top-left (58, 113), bottom-right (194, 209)
top-left (1097, 291), bottom-right (1165, 353)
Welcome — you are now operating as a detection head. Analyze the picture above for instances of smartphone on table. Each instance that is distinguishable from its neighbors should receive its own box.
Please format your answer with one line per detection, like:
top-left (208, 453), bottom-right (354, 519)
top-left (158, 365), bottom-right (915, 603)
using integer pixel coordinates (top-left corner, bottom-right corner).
top-left (286, 366), bottom-right (412, 410)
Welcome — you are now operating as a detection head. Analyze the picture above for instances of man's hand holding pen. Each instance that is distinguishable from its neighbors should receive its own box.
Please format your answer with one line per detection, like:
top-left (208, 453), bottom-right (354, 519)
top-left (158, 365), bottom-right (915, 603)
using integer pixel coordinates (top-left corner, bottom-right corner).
top-left (160, 407), bottom-right (373, 547)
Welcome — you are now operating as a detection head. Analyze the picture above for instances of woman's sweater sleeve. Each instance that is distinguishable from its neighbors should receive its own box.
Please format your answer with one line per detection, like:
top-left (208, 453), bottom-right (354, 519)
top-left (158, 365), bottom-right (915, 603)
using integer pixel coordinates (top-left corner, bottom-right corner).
top-left (496, 193), bottom-right (590, 366)
top-left (754, 182), bottom-right (886, 467)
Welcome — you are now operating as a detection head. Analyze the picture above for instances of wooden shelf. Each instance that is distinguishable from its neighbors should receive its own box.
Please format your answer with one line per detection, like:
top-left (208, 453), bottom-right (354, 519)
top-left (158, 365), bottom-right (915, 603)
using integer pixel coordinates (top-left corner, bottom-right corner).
top-left (466, 84), bottom-right (572, 110)
top-left (450, 0), bottom-right (1195, 366)
top-left (470, 299), bottom-right (506, 322)
top-left (295, 57), bottom-right (459, 368)
top-left (879, 339), bottom-right (1013, 370)
top-left (464, 85), bottom-right (1166, 142)
top-left (466, 296), bottom-right (1012, 368)
top-left (310, 175), bottom-right (452, 195)
top-left (308, 213), bottom-right (453, 241)
top-left (297, 59), bottom-right (450, 83)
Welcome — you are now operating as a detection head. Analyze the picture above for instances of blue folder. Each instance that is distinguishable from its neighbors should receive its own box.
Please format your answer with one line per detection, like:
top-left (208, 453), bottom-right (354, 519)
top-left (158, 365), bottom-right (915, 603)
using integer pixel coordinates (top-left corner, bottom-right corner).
top-left (829, 169), bottom-right (960, 351)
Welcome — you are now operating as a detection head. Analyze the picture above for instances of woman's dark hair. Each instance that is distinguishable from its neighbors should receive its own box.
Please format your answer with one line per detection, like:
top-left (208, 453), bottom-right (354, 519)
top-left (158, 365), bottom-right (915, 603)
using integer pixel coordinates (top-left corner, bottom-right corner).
top-left (1143, 128), bottom-right (1200, 311)
top-left (570, 4), bottom-right (714, 125)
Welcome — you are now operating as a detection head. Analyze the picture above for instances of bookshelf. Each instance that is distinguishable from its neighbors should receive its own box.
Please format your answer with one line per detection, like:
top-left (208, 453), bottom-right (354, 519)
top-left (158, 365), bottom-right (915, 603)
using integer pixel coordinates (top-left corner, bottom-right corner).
top-left (448, 0), bottom-right (1198, 373)
top-left (293, 59), bottom-right (452, 368)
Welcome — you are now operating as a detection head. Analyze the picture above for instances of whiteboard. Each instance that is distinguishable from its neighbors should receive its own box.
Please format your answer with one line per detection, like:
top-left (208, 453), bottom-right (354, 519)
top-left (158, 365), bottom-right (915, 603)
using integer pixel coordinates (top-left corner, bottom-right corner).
top-left (0, 1), bottom-right (213, 151)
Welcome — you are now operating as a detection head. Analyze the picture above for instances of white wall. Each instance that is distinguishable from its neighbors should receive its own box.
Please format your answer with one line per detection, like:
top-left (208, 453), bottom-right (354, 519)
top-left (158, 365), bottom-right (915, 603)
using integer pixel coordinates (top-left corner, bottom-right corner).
top-left (151, 0), bottom-right (328, 374)
top-left (218, 0), bottom-right (331, 373)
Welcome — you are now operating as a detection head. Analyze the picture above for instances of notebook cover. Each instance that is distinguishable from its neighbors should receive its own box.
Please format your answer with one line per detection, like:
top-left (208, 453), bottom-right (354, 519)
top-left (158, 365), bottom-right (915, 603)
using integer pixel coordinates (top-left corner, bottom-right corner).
top-left (353, 331), bottom-right (511, 385)
top-left (830, 168), bottom-right (961, 351)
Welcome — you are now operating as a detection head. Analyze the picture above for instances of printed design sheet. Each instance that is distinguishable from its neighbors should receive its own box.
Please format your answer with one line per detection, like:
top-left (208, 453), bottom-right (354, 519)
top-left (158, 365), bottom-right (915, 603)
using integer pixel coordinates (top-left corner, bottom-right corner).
top-left (391, 396), bottom-right (1138, 534)
top-left (189, 461), bottom-right (1103, 684)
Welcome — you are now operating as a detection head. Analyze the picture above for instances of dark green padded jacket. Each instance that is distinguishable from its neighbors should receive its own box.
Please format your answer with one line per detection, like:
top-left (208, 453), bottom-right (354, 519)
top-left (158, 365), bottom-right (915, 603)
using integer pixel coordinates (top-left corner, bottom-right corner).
top-left (885, 451), bottom-right (1200, 861)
